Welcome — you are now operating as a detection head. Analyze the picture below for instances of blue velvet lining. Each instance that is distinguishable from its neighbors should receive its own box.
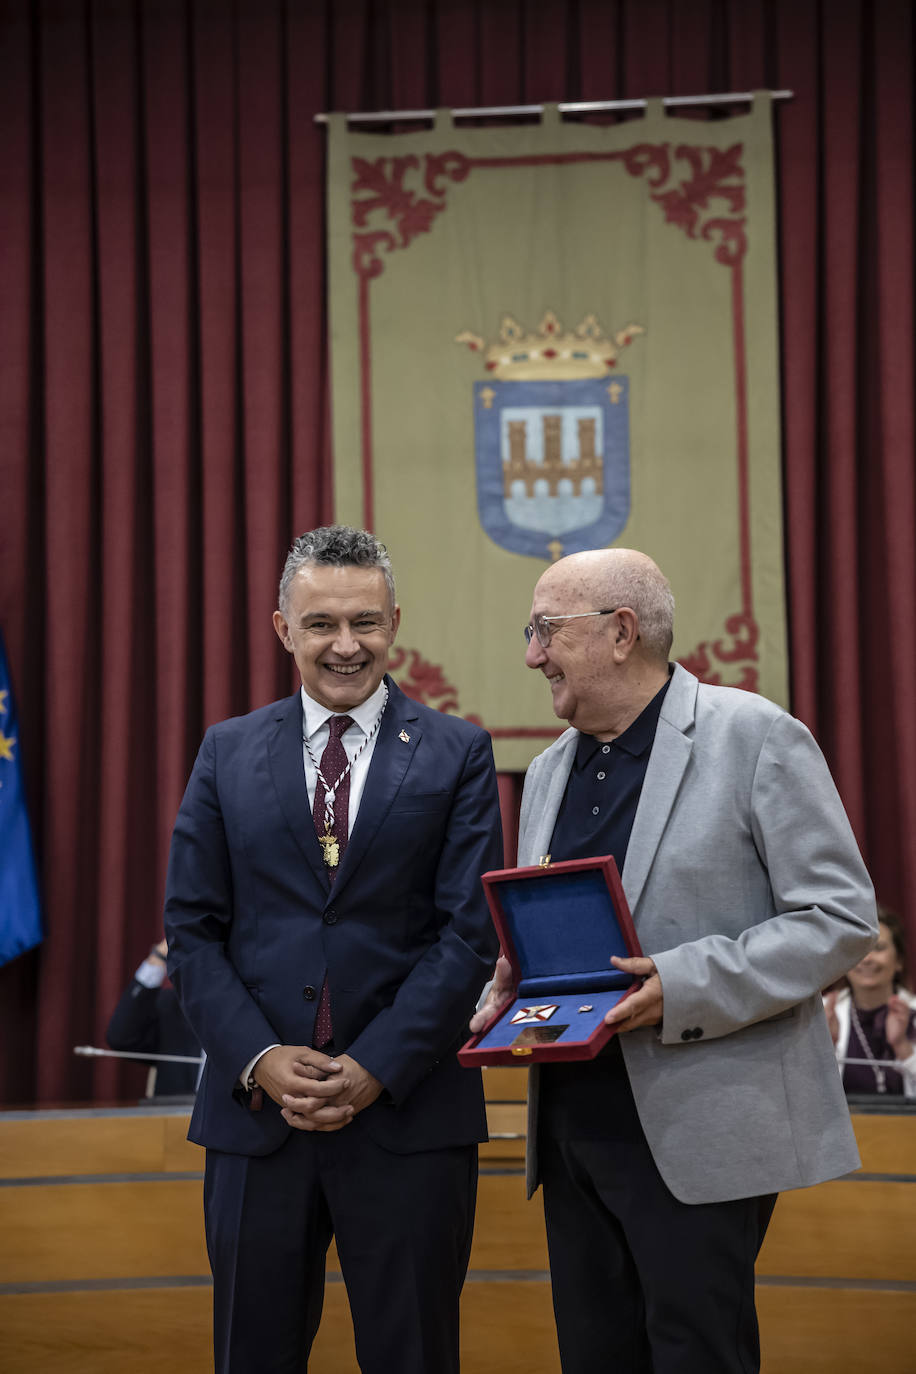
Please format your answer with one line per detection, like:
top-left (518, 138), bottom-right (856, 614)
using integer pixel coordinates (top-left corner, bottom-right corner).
top-left (499, 869), bottom-right (631, 990)
top-left (474, 987), bottom-right (630, 1052)
top-left (519, 970), bottom-right (631, 996)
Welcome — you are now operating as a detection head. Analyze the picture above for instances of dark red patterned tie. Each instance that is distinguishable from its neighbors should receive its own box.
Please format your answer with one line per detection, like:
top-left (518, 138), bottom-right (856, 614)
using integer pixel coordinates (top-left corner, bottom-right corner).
top-left (311, 714), bottom-right (354, 1049)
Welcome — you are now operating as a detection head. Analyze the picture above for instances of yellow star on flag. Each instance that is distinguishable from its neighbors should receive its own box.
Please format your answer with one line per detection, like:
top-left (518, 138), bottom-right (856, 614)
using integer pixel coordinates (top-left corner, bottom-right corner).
top-left (0, 689), bottom-right (8, 714)
top-left (0, 731), bottom-right (16, 762)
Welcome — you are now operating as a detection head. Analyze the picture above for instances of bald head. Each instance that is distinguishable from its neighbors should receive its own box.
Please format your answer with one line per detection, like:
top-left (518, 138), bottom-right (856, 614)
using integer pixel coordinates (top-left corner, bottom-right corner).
top-left (536, 549), bottom-right (675, 662)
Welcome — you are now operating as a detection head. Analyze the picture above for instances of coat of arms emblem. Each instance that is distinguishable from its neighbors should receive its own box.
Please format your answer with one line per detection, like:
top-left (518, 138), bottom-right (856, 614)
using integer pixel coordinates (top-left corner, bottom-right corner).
top-left (457, 312), bottom-right (645, 561)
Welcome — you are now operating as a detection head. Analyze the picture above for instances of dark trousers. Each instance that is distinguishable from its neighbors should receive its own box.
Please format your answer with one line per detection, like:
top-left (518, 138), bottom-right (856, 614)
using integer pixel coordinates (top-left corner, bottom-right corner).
top-left (539, 1045), bottom-right (777, 1374)
top-left (204, 1110), bottom-right (477, 1374)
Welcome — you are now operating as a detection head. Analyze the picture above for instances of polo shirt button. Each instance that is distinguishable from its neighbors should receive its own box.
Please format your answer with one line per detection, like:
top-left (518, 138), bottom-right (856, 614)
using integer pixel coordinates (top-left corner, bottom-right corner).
top-left (602, 745), bottom-right (610, 754)
top-left (324, 909), bottom-right (338, 925)
top-left (303, 985), bottom-right (316, 1000)
top-left (592, 806), bottom-right (599, 816)
top-left (597, 771), bottom-right (605, 780)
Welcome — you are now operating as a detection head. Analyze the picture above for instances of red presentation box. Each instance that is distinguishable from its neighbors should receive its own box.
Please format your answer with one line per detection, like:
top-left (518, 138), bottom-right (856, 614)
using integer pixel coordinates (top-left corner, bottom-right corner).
top-left (459, 855), bottom-right (643, 1066)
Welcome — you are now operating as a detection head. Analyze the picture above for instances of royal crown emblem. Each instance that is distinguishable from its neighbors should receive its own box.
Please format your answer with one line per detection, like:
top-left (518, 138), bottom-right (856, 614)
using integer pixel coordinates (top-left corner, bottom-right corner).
top-left (457, 310), bottom-right (644, 381)
top-left (457, 311), bottom-right (645, 561)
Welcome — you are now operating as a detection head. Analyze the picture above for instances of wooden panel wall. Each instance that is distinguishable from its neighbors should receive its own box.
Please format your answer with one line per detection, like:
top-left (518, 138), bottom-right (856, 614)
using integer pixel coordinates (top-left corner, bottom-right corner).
top-left (1, 1077), bottom-right (913, 1374)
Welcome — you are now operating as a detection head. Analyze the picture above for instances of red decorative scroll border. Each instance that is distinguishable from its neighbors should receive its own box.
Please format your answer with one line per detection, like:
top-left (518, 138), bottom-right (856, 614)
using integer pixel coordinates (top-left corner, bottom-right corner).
top-left (389, 647), bottom-right (562, 738)
top-left (350, 141), bottom-right (760, 721)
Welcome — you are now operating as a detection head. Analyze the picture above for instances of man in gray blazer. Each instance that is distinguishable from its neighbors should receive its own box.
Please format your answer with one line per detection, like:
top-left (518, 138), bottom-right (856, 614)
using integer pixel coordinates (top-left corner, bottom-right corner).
top-left (472, 547), bottom-right (876, 1374)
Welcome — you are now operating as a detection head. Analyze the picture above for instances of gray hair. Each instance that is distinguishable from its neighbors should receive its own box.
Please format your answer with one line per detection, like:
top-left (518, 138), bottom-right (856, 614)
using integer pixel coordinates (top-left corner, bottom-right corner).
top-left (610, 559), bottom-right (675, 660)
top-left (278, 526), bottom-right (395, 615)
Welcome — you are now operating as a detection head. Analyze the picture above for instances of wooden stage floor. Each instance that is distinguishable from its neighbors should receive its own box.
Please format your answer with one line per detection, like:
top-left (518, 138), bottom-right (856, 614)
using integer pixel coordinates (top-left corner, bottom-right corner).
top-left (1, 1069), bottom-right (914, 1372)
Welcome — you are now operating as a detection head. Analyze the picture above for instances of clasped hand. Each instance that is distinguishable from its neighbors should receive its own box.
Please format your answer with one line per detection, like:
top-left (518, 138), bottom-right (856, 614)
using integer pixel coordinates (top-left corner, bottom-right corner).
top-left (254, 1045), bottom-right (382, 1132)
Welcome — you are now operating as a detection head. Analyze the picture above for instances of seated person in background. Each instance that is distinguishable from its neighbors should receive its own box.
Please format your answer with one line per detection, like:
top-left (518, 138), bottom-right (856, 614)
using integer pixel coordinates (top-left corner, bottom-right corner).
top-left (825, 906), bottom-right (916, 1097)
top-left (106, 938), bottom-right (201, 1097)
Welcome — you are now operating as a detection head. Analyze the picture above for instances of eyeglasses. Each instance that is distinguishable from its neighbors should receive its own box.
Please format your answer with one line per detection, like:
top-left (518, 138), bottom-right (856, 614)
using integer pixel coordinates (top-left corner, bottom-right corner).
top-left (523, 608), bottom-right (618, 649)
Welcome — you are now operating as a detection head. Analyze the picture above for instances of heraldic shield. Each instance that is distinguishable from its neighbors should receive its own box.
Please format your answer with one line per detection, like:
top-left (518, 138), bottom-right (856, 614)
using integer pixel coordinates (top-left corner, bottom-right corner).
top-left (474, 376), bottom-right (631, 562)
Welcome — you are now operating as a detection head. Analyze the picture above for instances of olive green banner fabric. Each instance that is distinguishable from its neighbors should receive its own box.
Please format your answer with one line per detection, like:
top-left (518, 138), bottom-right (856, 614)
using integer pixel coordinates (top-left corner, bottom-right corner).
top-left (327, 99), bottom-right (786, 772)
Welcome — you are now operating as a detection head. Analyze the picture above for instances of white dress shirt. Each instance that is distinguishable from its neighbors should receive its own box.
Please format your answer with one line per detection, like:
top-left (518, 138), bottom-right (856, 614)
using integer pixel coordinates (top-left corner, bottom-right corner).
top-left (239, 680), bottom-right (389, 1088)
top-left (300, 679), bottom-right (388, 832)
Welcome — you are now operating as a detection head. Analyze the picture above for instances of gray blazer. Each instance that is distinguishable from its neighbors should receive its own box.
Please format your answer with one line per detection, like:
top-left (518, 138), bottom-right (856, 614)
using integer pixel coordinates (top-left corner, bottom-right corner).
top-left (520, 663), bottom-right (877, 1203)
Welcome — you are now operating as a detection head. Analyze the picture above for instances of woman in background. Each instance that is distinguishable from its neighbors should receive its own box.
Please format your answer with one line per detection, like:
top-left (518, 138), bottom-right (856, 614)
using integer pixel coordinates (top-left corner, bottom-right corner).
top-left (825, 906), bottom-right (916, 1097)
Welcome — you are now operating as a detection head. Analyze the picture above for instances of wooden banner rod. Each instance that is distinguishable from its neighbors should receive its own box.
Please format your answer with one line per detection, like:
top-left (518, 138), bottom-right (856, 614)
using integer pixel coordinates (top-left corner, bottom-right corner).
top-left (314, 90), bottom-right (793, 125)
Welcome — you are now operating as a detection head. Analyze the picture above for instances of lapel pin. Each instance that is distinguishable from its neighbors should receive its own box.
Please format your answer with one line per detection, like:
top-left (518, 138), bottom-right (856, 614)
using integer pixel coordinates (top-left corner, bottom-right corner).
top-left (399, 729), bottom-right (410, 743)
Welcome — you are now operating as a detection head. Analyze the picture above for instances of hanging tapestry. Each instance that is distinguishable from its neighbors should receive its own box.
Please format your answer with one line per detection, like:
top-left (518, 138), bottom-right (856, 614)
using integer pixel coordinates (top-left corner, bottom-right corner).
top-left (327, 97), bottom-right (786, 770)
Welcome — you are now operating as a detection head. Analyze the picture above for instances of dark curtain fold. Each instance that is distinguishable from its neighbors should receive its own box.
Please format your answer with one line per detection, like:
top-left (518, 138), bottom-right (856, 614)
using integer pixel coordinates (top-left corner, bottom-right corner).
top-left (0, 0), bottom-right (913, 1105)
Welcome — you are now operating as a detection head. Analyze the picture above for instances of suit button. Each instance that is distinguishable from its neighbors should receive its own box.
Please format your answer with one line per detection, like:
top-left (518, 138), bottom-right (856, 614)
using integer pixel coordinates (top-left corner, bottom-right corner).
top-left (324, 909), bottom-right (338, 925)
top-left (681, 1029), bottom-right (692, 1042)
top-left (692, 1027), bottom-right (703, 1039)
top-left (303, 986), bottom-right (316, 1001)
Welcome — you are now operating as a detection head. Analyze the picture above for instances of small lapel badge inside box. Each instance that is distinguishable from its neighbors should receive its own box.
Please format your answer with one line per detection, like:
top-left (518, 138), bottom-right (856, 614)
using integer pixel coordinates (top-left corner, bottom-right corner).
top-left (459, 854), bottom-right (643, 1065)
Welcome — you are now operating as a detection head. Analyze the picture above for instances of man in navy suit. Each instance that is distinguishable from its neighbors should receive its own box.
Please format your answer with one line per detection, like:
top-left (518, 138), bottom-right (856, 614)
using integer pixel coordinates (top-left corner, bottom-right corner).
top-left (164, 526), bottom-right (502, 1374)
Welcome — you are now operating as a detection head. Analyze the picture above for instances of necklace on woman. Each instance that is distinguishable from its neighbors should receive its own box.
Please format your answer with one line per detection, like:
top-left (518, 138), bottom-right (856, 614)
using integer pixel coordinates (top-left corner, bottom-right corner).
top-left (303, 685), bottom-right (389, 867)
top-left (848, 998), bottom-right (887, 1093)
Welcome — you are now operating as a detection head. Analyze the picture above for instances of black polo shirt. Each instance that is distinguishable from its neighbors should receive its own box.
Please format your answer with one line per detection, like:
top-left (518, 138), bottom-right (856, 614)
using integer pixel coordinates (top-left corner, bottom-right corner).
top-left (549, 673), bottom-right (671, 870)
top-left (542, 670), bottom-right (672, 1108)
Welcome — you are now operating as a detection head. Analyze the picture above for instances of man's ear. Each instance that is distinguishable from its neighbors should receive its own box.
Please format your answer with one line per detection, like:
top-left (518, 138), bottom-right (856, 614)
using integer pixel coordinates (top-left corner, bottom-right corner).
top-left (612, 607), bottom-right (640, 660)
top-left (272, 610), bottom-right (293, 653)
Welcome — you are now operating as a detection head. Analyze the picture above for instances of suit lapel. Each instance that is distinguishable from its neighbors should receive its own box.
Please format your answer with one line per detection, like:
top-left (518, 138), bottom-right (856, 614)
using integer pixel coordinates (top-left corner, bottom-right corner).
top-left (267, 693), bottom-right (330, 893)
top-left (330, 679), bottom-right (420, 902)
top-left (622, 665), bottom-right (697, 914)
top-left (518, 732), bottom-right (578, 866)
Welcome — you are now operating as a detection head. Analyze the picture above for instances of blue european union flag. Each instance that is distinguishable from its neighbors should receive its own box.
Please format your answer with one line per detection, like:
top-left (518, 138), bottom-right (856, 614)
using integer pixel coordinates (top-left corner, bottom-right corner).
top-left (0, 630), bottom-right (43, 965)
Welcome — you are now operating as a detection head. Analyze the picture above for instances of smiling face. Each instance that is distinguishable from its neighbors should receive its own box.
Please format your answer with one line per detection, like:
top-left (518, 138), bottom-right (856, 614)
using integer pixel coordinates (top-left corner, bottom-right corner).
top-left (524, 559), bottom-right (622, 735)
top-left (273, 563), bottom-right (400, 712)
top-left (524, 549), bottom-right (672, 739)
top-left (847, 921), bottom-right (904, 1005)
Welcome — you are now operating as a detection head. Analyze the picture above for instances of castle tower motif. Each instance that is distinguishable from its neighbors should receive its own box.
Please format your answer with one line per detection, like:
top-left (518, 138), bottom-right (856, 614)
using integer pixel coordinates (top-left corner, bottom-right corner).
top-left (542, 416), bottom-right (563, 490)
top-left (577, 418), bottom-right (603, 494)
top-left (505, 422), bottom-right (529, 496)
top-left (503, 413), bottom-right (605, 498)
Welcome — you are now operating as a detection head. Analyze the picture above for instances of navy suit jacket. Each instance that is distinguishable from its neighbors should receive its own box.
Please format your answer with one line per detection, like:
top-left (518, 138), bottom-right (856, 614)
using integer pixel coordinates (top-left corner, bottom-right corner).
top-left (164, 677), bottom-right (502, 1157)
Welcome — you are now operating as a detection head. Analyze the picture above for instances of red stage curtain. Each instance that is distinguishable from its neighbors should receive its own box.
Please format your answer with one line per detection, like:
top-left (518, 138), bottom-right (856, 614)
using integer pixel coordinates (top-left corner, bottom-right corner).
top-left (0, 0), bottom-right (913, 1105)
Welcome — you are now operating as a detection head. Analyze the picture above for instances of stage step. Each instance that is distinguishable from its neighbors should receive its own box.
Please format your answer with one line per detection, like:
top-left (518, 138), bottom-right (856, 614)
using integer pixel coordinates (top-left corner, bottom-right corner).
top-left (1, 1099), bottom-right (913, 1373)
